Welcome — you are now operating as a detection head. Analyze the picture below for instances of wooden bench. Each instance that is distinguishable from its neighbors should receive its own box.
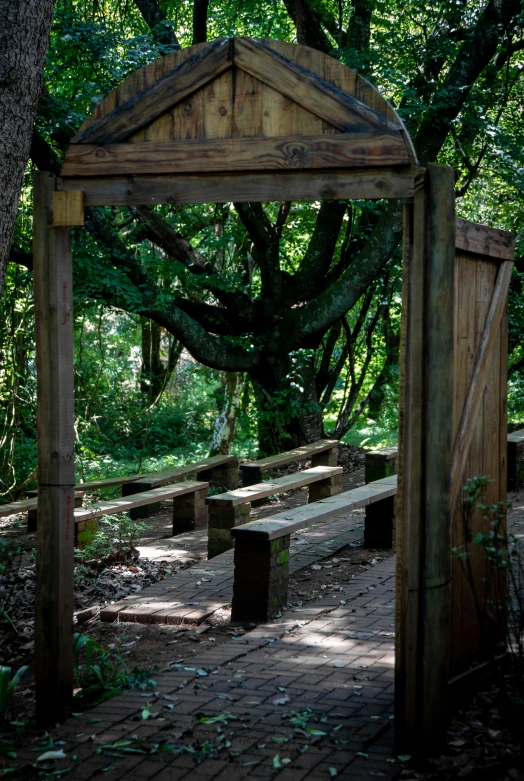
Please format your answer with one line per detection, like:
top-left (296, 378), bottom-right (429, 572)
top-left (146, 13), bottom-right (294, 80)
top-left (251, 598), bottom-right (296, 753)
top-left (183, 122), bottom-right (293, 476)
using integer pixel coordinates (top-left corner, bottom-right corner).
top-left (122, 454), bottom-right (238, 519)
top-left (206, 465), bottom-right (343, 559)
top-left (0, 492), bottom-right (85, 525)
top-left (74, 480), bottom-right (209, 548)
top-left (230, 475), bottom-right (397, 623)
top-left (240, 439), bottom-right (338, 487)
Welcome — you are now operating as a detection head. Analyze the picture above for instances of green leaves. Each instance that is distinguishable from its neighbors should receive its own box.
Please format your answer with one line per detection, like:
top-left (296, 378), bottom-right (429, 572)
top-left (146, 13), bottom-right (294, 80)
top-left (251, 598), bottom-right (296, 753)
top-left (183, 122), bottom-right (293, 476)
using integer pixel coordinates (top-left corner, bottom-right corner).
top-left (0, 666), bottom-right (29, 716)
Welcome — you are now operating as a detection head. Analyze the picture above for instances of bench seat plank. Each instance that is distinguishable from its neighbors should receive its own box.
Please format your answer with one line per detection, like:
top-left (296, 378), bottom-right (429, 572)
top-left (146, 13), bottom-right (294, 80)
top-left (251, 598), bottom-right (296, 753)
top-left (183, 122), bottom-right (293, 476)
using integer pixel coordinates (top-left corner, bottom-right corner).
top-left (0, 490), bottom-right (86, 520)
top-left (240, 439), bottom-right (338, 473)
top-left (77, 474), bottom-right (148, 491)
top-left (132, 454), bottom-right (237, 489)
top-left (74, 481), bottom-right (208, 522)
top-left (207, 466), bottom-right (342, 507)
top-left (231, 474), bottom-right (397, 540)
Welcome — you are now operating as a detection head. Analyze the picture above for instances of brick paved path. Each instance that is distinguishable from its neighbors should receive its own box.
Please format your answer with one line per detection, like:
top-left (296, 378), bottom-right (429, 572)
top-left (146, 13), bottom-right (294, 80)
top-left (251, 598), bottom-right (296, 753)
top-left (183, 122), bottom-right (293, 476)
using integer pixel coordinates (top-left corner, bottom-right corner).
top-left (15, 555), bottom-right (399, 780)
top-left (103, 513), bottom-right (367, 625)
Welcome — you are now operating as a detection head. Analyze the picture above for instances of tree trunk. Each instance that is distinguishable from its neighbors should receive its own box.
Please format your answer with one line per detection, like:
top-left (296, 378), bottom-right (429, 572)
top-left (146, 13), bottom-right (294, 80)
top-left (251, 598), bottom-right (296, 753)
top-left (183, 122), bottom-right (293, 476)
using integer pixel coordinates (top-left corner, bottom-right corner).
top-left (209, 372), bottom-right (244, 456)
top-left (250, 353), bottom-right (323, 456)
top-left (0, 0), bottom-right (54, 297)
top-left (140, 319), bottom-right (164, 399)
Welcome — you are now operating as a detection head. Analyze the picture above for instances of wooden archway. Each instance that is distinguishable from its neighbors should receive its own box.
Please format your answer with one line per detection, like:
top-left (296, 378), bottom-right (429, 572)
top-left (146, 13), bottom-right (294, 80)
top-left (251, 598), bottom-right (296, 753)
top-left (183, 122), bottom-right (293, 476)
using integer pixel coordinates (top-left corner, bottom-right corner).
top-left (33, 36), bottom-right (506, 753)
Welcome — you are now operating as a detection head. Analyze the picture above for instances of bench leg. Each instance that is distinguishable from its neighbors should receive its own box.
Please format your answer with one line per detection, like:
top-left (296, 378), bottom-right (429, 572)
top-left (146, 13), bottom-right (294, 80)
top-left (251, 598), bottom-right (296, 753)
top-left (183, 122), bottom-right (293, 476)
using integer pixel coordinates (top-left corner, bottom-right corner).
top-left (75, 518), bottom-right (99, 550)
top-left (364, 455), bottom-right (397, 484)
top-left (240, 466), bottom-right (263, 487)
top-left (308, 473), bottom-right (342, 503)
top-left (507, 440), bottom-right (524, 491)
top-left (207, 502), bottom-right (251, 559)
top-left (231, 534), bottom-right (290, 623)
top-left (364, 496), bottom-right (395, 549)
top-left (198, 460), bottom-right (239, 491)
top-left (122, 481), bottom-right (160, 520)
top-left (311, 447), bottom-right (338, 468)
top-left (172, 487), bottom-right (208, 534)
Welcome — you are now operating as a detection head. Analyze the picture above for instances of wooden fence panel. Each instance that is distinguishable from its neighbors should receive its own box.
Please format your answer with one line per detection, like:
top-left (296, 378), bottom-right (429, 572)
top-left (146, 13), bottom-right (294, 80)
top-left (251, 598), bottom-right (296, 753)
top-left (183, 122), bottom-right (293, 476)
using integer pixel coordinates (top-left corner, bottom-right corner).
top-left (450, 248), bottom-right (512, 674)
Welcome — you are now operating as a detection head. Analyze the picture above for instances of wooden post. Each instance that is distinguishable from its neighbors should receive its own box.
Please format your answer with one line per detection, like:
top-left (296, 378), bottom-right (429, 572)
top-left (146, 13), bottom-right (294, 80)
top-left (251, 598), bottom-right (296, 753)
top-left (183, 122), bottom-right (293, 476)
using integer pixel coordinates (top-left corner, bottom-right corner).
top-left (33, 172), bottom-right (77, 725)
top-left (395, 164), bottom-right (455, 752)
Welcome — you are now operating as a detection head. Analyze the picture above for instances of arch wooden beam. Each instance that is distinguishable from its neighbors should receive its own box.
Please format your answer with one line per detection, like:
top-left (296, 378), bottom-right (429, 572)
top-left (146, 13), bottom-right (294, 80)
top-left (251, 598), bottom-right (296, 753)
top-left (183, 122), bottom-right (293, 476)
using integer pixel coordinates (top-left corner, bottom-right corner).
top-left (61, 133), bottom-right (411, 177)
top-left (234, 37), bottom-right (405, 139)
top-left (72, 39), bottom-right (233, 145)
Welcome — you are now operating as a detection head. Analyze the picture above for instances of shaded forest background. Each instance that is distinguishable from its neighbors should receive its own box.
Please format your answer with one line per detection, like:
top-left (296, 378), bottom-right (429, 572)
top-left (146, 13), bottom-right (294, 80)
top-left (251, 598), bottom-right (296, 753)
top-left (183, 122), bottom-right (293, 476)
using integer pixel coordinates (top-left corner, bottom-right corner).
top-left (2, 0), bottom-right (524, 500)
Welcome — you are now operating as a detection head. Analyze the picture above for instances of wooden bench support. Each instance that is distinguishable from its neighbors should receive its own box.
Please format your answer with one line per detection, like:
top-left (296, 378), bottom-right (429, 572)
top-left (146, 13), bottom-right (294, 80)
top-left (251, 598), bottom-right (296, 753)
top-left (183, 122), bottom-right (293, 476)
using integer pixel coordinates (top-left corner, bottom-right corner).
top-left (197, 460), bottom-right (239, 491)
top-left (122, 480), bottom-right (161, 519)
top-left (308, 472), bottom-right (342, 502)
top-left (231, 534), bottom-right (290, 623)
top-left (364, 447), bottom-right (398, 483)
top-left (364, 495), bottom-right (395, 549)
top-left (75, 518), bottom-right (99, 549)
top-left (507, 432), bottom-right (524, 491)
top-left (208, 502), bottom-right (251, 559)
top-left (172, 486), bottom-right (208, 534)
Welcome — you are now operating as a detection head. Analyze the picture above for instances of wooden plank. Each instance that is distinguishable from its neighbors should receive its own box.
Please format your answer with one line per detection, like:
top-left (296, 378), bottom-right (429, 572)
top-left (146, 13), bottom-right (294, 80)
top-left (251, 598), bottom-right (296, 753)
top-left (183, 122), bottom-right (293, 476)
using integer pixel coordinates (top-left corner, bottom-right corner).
top-left (75, 481), bottom-right (208, 521)
top-left (52, 191), bottom-right (84, 226)
top-left (450, 260), bottom-right (514, 511)
top-left (241, 439), bottom-right (338, 471)
top-left (421, 163), bottom-right (455, 742)
top-left (208, 466), bottom-right (342, 507)
top-left (231, 475), bottom-right (398, 540)
top-left (137, 454), bottom-right (236, 487)
top-left (234, 37), bottom-right (403, 136)
top-left (57, 167), bottom-right (422, 205)
top-left (72, 39), bottom-right (233, 144)
top-left (455, 218), bottom-right (515, 261)
top-left (395, 185), bottom-right (426, 750)
top-left (0, 497), bottom-right (40, 518)
top-left (61, 133), bottom-right (410, 177)
top-left (33, 172), bottom-right (75, 726)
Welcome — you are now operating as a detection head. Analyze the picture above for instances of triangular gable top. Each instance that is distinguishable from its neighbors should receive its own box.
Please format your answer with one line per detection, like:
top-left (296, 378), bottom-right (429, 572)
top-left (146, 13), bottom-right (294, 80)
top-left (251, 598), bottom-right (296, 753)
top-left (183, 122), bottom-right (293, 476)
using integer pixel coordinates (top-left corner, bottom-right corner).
top-left (63, 37), bottom-right (417, 177)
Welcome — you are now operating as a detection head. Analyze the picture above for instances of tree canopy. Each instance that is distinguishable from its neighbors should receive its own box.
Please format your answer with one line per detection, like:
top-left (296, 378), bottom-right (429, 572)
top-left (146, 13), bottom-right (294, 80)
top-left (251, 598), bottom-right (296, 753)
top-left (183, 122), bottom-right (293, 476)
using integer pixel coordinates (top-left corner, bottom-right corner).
top-left (3, 0), bottom-right (524, 494)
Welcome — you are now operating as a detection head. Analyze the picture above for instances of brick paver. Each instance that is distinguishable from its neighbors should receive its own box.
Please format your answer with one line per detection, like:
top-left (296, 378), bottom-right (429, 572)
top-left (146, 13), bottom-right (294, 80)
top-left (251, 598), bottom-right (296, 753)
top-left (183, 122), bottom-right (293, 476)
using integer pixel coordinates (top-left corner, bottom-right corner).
top-left (14, 553), bottom-right (399, 780)
top-left (102, 512), bottom-right (367, 625)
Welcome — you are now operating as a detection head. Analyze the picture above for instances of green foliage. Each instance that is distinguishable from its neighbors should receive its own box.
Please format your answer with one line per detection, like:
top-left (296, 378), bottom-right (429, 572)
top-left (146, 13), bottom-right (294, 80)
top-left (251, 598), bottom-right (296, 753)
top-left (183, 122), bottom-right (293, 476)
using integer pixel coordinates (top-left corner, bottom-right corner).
top-left (0, 667), bottom-right (29, 717)
top-left (72, 631), bottom-right (157, 706)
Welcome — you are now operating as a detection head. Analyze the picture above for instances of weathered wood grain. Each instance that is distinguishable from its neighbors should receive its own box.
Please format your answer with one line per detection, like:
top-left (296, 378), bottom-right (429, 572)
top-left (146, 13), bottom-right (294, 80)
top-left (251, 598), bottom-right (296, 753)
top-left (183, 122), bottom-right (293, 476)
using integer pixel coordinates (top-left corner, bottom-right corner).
top-left (61, 133), bottom-right (410, 177)
top-left (455, 217), bottom-right (515, 261)
top-left (73, 39), bottom-right (232, 144)
top-left (33, 172), bottom-right (75, 725)
top-left (234, 37), bottom-right (403, 136)
top-left (52, 191), bottom-right (84, 226)
top-left (450, 260), bottom-right (514, 510)
top-left (57, 167), bottom-right (422, 205)
top-left (421, 163), bottom-right (455, 742)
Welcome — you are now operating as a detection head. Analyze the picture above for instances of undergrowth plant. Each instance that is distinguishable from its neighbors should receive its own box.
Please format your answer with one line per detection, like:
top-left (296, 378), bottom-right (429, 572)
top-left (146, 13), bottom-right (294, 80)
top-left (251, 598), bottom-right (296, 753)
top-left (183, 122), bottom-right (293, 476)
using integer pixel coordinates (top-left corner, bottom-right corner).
top-left (0, 666), bottom-right (28, 717)
top-left (73, 632), bottom-right (157, 707)
top-left (75, 512), bottom-right (146, 575)
top-left (454, 476), bottom-right (524, 733)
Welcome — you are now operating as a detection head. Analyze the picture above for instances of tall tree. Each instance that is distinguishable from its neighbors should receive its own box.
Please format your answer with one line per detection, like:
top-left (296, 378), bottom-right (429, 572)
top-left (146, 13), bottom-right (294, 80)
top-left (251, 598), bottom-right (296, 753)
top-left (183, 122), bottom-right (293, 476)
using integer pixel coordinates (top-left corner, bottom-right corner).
top-left (0, 0), bottom-right (54, 297)
top-left (12, 0), bottom-right (524, 452)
